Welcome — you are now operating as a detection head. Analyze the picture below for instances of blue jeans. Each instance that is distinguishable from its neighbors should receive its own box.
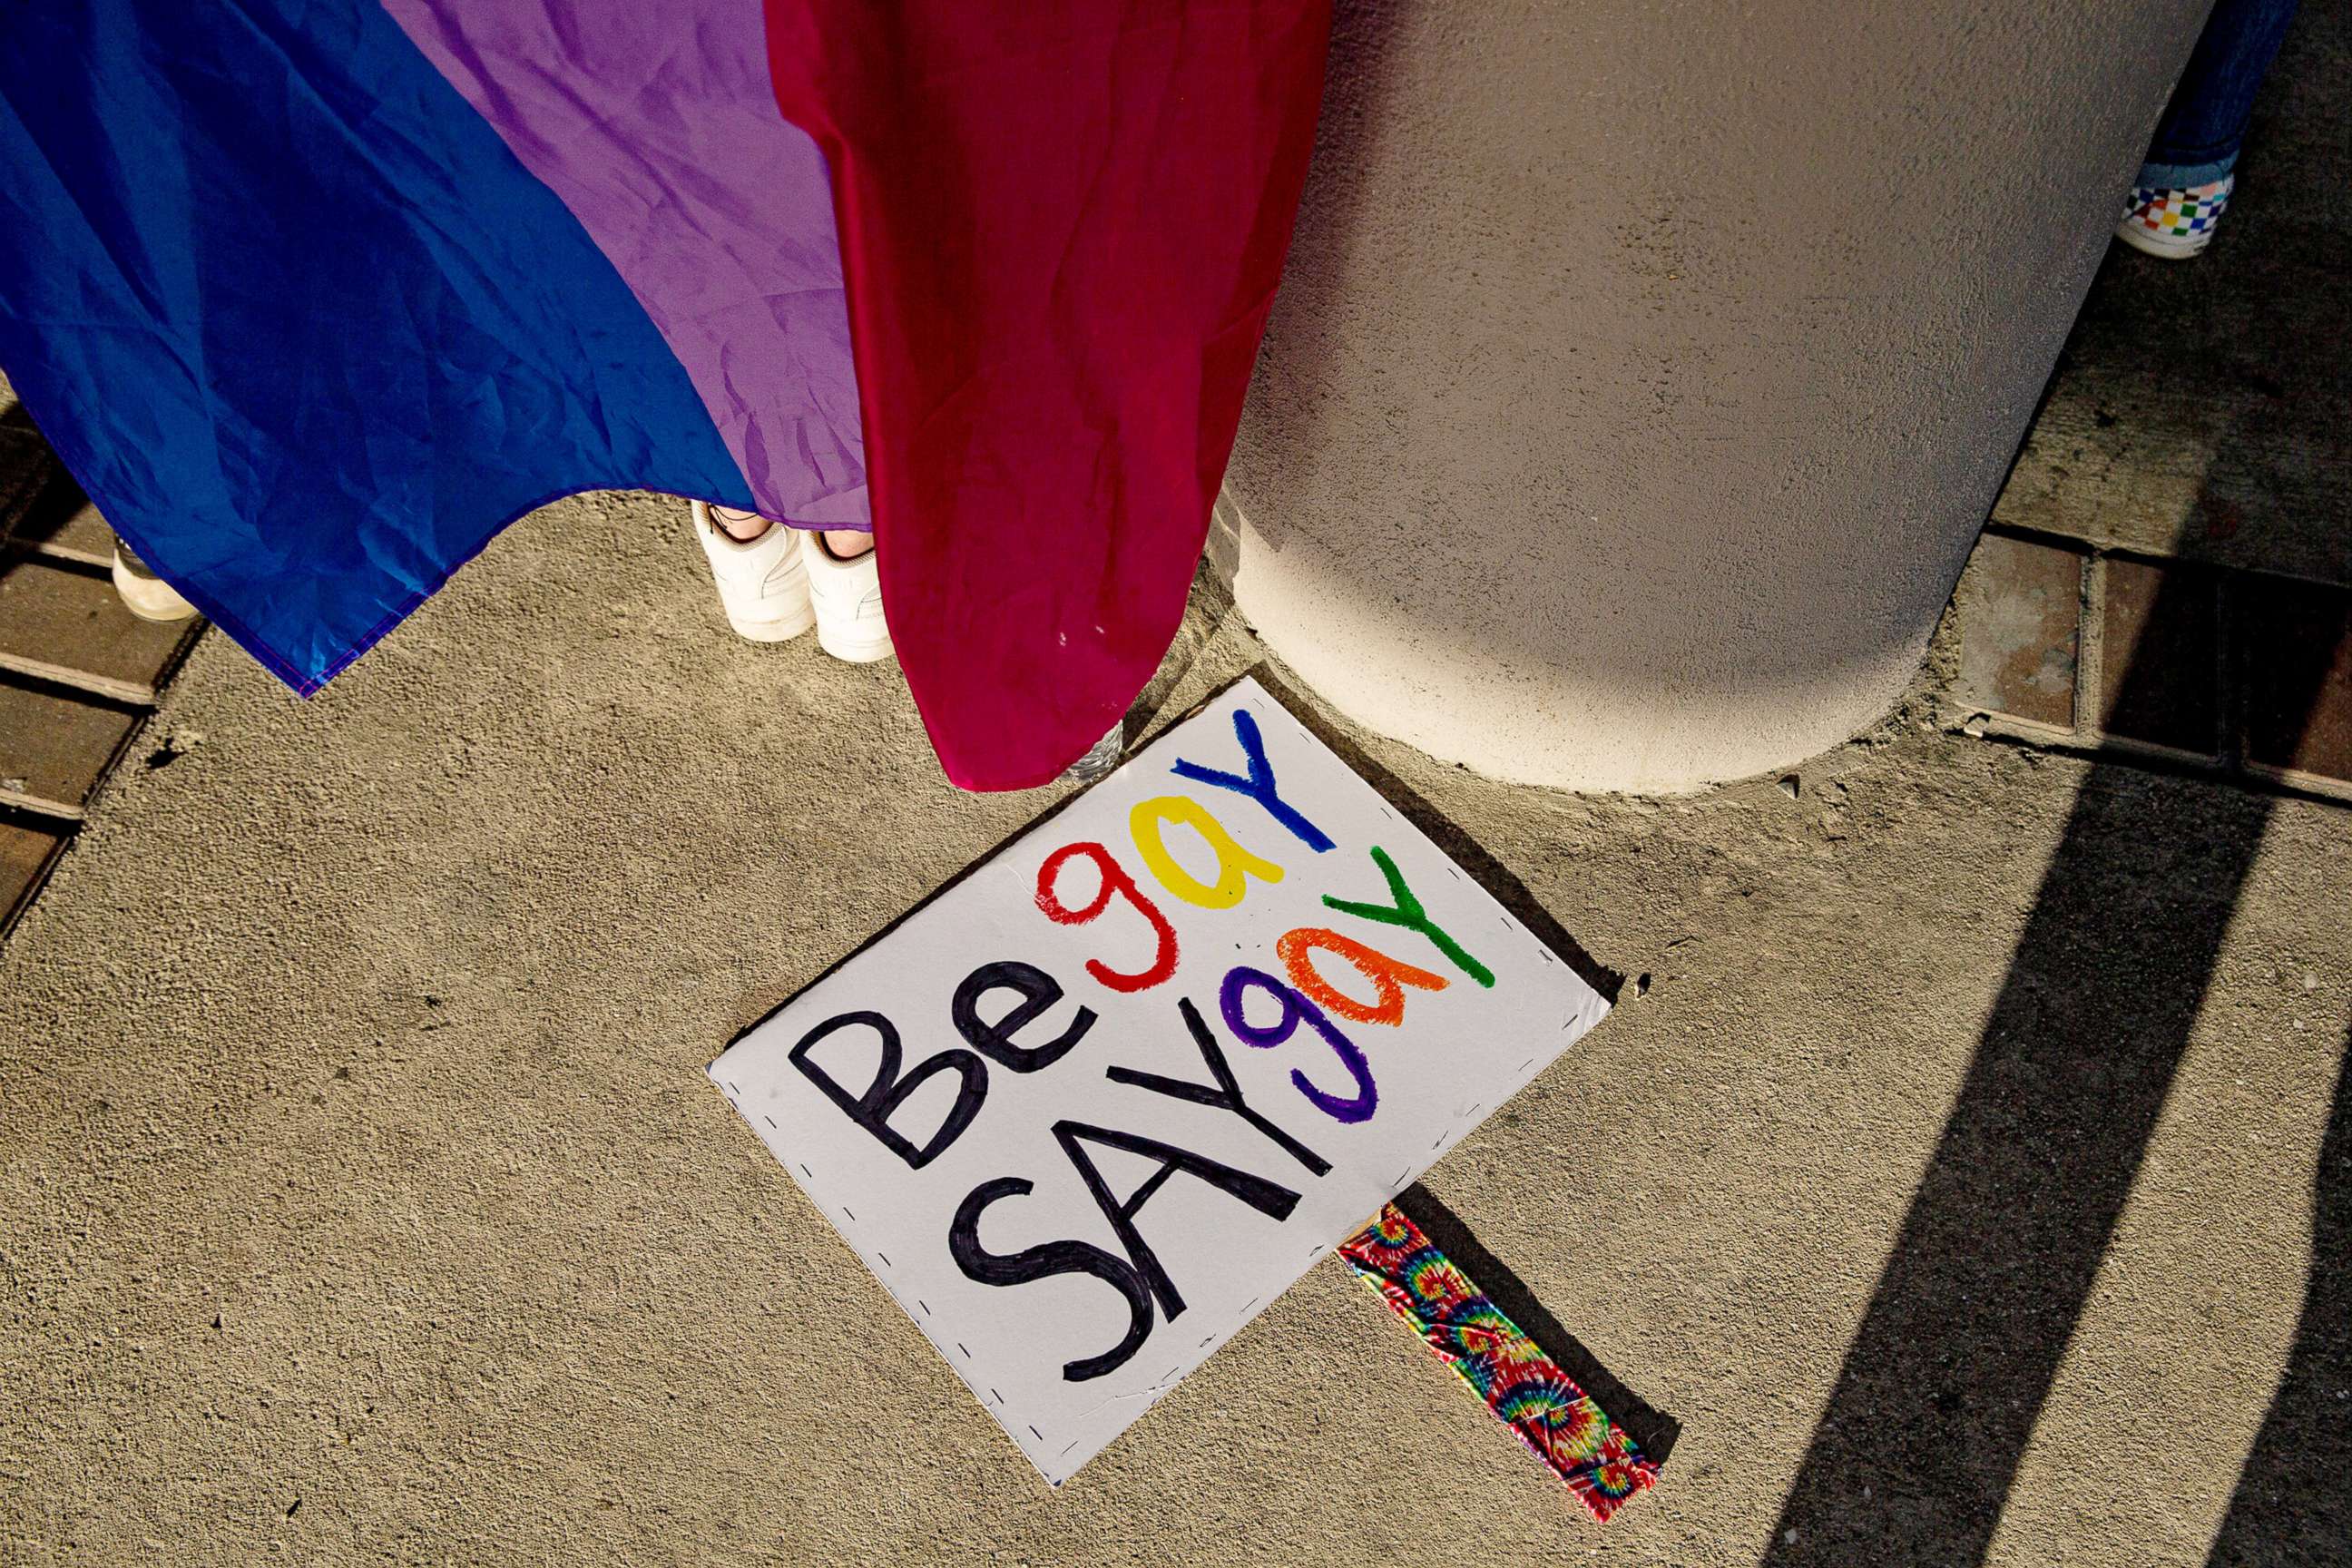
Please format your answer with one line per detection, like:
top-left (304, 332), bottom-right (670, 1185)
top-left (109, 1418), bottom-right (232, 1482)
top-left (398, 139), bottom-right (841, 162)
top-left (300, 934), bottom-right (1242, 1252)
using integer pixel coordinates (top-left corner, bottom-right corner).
top-left (2142, 0), bottom-right (2303, 186)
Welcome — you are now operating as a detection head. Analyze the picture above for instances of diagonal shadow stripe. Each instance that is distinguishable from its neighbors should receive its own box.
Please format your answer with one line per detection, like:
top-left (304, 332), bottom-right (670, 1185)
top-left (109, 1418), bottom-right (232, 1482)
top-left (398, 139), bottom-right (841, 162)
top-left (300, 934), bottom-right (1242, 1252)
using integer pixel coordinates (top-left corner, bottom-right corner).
top-left (1761, 564), bottom-right (2341, 1565)
top-left (2203, 1014), bottom-right (2351, 1565)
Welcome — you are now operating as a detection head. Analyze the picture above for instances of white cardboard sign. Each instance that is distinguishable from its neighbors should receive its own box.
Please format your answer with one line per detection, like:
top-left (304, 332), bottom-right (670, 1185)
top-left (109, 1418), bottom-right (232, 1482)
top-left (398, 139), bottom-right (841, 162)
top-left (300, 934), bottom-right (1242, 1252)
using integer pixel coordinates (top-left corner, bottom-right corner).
top-left (710, 678), bottom-right (1609, 1483)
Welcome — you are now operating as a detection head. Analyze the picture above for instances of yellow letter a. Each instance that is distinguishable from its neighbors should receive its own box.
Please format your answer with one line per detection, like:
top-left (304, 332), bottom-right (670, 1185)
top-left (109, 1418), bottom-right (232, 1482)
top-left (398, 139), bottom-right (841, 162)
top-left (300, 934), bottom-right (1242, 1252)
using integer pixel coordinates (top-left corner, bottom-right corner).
top-left (1128, 796), bottom-right (1286, 910)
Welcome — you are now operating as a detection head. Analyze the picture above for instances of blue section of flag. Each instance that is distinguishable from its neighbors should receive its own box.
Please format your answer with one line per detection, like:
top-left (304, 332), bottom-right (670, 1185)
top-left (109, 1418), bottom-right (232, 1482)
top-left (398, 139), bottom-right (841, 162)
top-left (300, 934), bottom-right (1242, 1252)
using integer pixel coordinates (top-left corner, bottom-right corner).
top-left (0, 0), bottom-right (755, 690)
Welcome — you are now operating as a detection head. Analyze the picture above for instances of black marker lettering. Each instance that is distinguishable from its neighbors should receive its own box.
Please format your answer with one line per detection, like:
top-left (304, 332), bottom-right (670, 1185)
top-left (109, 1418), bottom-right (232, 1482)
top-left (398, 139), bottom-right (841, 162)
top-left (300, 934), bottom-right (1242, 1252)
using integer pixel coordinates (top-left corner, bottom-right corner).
top-left (953, 959), bottom-right (1095, 1073)
top-left (788, 1010), bottom-right (985, 1170)
top-left (1053, 1120), bottom-right (1300, 1321)
top-left (1105, 997), bottom-right (1332, 1176)
top-left (948, 1176), bottom-right (1153, 1382)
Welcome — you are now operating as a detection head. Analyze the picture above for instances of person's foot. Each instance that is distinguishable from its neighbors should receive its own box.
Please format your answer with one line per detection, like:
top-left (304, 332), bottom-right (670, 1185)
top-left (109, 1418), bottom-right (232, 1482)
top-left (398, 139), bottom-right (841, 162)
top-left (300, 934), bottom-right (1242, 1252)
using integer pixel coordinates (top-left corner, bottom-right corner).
top-left (803, 529), bottom-right (893, 663)
top-left (2116, 172), bottom-right (2233, 260)
top-left (110, 537), bottom-right (198, 622)
top-left (691, 499), bottom-right (813, 642)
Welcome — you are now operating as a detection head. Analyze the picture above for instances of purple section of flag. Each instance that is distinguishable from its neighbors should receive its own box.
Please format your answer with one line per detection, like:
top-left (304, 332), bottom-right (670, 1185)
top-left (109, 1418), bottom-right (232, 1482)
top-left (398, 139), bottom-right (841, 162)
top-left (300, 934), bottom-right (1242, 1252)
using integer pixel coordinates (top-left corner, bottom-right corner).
top-left (379, 0), bottom-right (867, 528)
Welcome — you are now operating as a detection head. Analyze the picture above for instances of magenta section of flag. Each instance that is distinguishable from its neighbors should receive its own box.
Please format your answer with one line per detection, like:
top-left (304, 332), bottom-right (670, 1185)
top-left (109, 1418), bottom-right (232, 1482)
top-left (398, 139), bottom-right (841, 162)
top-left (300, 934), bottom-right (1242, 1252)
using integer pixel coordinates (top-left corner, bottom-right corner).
top-left (379, 0), bottom-right (868, 529)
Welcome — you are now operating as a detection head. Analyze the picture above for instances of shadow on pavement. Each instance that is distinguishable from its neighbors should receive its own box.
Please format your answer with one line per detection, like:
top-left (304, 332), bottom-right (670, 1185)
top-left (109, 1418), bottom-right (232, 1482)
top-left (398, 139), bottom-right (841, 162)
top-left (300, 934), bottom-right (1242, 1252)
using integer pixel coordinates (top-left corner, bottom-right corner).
top-left (1760, 553), bottom-right (2347, 1563)
top-left (1397, 1182), bottom-right (1681, 1465)
top-left (2204, 1016), bottom-right (2352, 1566)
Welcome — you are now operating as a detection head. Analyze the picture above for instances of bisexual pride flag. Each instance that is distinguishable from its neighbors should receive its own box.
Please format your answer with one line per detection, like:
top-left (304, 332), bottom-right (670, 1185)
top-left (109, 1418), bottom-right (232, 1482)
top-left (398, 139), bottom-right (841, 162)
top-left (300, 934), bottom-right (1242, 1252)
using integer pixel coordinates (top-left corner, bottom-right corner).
top-left (0, 3), bottom-right (1328, 789)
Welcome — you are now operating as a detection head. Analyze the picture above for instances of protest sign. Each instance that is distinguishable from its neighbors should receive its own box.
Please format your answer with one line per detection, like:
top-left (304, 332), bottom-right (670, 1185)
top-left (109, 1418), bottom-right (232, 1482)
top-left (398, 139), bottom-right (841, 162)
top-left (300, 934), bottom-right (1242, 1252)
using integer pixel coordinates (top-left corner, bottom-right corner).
top-left (710, 677), bottom-right (1611, 1483)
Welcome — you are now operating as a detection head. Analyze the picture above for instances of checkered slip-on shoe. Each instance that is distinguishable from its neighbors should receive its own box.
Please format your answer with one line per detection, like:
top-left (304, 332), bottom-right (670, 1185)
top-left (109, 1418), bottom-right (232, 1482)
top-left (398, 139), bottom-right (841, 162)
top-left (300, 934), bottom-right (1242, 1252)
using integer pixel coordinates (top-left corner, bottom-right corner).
top-left (2116, 173), bottom-right (2232, 260)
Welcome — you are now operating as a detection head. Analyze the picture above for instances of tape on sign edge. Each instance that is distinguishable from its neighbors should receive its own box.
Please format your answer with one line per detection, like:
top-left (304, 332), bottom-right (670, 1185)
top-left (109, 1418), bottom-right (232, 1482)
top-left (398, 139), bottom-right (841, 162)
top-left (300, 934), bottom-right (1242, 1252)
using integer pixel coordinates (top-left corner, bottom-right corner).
top-left (1338, 1203), bottom-right (1661, 1523)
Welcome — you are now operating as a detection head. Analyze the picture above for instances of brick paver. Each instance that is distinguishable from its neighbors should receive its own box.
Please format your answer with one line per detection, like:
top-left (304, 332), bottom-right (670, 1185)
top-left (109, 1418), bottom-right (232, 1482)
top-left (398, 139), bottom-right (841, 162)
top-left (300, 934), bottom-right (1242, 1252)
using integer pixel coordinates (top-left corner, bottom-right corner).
top-left (0, 429), bottom-right (206, 940)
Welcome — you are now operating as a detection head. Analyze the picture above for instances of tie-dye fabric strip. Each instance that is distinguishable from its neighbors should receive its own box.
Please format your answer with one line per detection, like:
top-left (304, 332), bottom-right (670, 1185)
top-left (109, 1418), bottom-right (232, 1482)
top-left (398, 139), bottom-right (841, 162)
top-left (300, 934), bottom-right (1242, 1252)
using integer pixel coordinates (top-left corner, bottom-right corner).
top-left (1338, 1204), bottom-right (1660, 1521)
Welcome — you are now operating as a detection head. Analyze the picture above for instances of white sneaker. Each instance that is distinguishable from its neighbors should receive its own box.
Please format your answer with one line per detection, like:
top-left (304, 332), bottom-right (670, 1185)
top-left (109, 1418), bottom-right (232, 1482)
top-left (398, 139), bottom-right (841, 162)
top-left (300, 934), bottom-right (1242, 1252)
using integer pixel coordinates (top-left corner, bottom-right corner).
top-left (111, 538), bottom-right (199, 622)
top-left (803, 532), bottom-right (893, 663)
top-left (691, 499), bottom-right (812, 642)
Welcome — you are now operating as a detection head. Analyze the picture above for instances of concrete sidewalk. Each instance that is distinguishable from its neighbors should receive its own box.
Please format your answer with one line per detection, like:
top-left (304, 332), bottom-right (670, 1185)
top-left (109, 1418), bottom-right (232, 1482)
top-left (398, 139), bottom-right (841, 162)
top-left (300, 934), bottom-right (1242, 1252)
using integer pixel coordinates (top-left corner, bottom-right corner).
top-left (1, 484), bottom-right (2345, 1565)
